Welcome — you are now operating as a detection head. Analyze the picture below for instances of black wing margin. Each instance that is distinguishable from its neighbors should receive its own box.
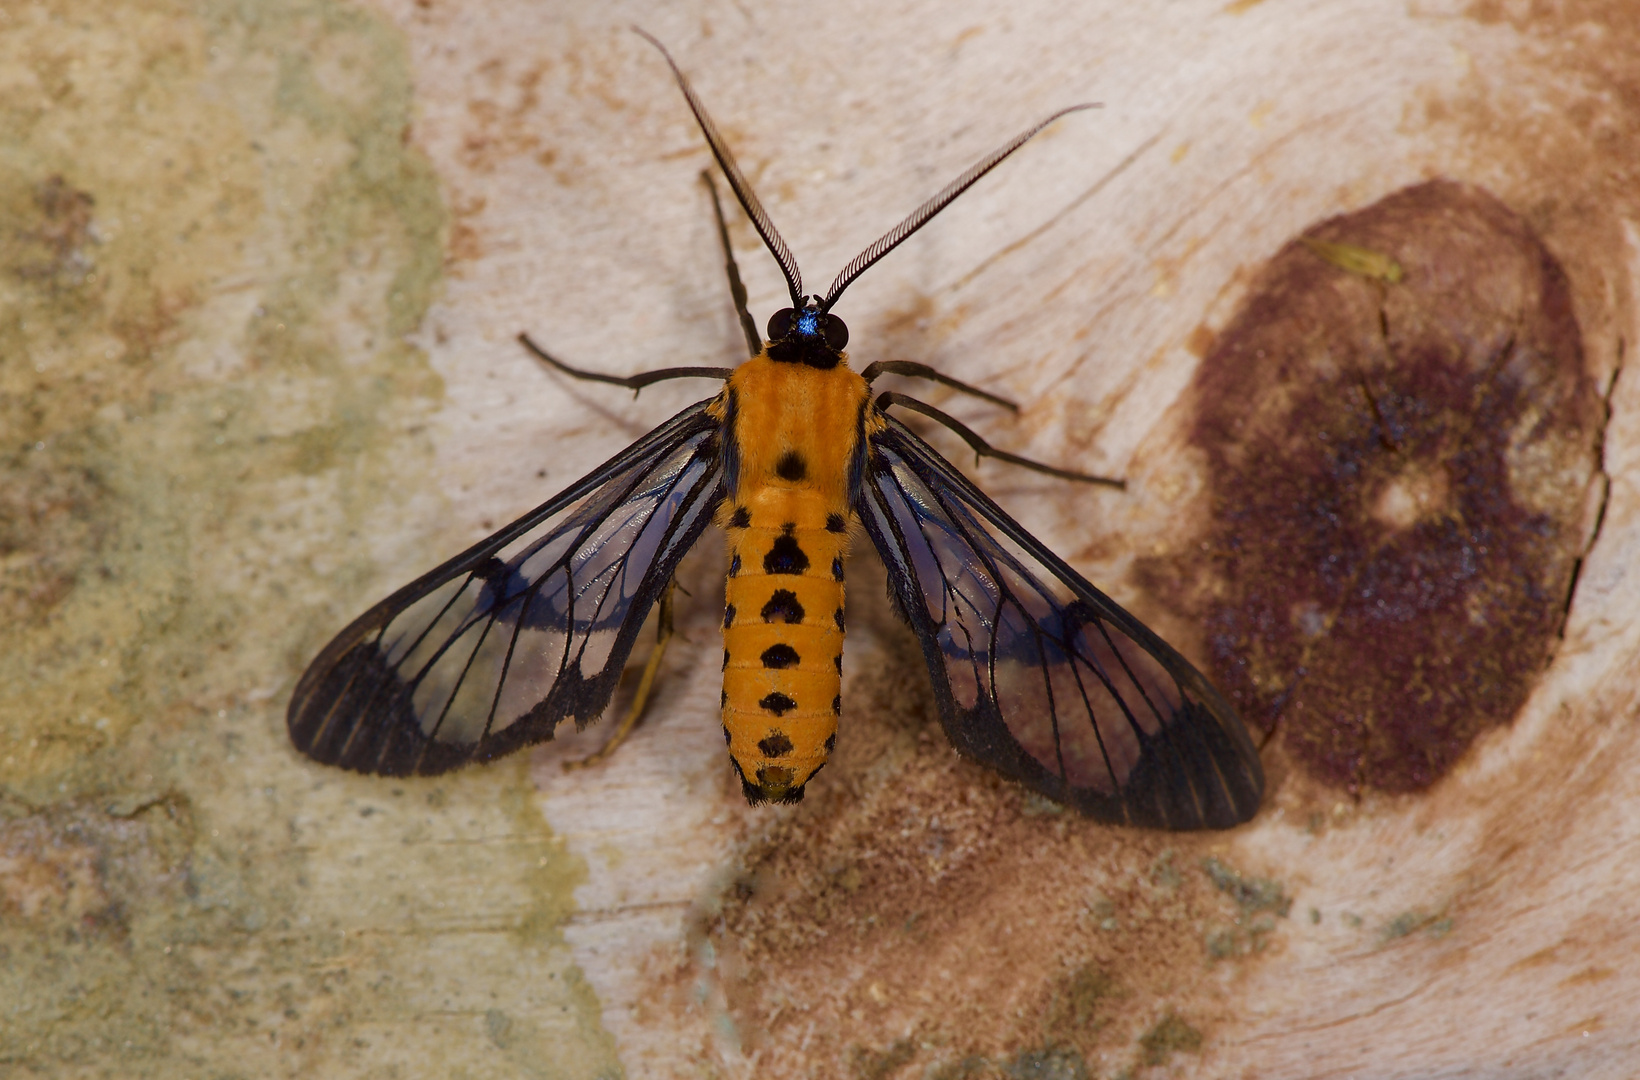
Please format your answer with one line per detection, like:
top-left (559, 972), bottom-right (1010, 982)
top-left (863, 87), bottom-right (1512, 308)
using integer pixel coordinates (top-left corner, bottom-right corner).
top-left (858, 416), bottom-right (1263, 829)
top-left (288, 399), bottom-right (723, 777)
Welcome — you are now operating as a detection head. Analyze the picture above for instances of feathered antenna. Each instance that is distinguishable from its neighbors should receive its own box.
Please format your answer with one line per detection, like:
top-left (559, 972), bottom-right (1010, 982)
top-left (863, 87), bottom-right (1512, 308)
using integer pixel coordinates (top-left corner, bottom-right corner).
top-left (821, 104), bottom-right (1098, 312)
top-left (636, 29), bottom-right (805, 311)
top-left (638, 29), bottom-right (1097, 319)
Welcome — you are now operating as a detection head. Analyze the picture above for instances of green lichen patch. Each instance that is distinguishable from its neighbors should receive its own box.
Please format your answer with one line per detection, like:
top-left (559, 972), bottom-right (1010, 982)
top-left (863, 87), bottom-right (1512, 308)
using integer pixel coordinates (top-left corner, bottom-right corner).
top-left (0, 2), bottom-right (614, 1076)
top-left (1006, 1044), bottom-right (1091, 1080)
top-left (1137, 1011), bottom-right (1203, 1067)
top-left (1201, 856), bottom-right (1291, 916)
top-left (849, 1036), bottom-right (918, 1079)
top-left (1044, 964), bottom-right (1121, 1036)
top-left (1380, 908), bottom-right (1453, 944)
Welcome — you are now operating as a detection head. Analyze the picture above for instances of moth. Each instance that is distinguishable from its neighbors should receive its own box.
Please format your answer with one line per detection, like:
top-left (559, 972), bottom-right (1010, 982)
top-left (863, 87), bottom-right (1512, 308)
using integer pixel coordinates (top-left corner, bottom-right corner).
top-left (287, 35), bottom-right (1264, 830)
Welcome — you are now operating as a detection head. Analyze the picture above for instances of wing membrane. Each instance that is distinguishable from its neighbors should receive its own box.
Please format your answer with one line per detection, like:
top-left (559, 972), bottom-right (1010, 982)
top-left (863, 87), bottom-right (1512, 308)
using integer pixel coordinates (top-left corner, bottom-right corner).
top-left (859, 416), bottom-right (1263, 828)
top-left (288, 399), bottom-right (723, 776)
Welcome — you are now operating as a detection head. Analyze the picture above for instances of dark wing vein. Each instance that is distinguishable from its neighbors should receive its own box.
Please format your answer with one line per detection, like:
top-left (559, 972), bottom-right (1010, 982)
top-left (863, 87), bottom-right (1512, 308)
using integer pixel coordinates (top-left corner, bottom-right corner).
top-left (288, 399), bottom-right (724, 777)
top-left (858, 415), bottom-right (1263, 829)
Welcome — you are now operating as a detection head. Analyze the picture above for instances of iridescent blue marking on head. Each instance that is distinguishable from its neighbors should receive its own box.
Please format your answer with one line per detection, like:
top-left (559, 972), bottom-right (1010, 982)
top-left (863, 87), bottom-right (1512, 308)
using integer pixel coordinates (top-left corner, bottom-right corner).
top-left (796, 308), bottom-right (820, 337)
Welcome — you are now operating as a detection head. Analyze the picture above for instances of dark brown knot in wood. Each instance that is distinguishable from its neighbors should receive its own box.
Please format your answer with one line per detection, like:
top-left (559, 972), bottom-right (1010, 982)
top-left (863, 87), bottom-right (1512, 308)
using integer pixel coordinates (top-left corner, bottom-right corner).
top-left (1157, 180), bottom-right (1605, 794)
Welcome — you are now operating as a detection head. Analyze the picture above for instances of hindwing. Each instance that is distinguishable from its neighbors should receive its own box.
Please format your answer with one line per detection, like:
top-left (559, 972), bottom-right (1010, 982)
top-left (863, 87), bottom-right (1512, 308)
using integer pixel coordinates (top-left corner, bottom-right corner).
top-left (858, 415), bottom-right (1263, 829)
top-left (287, 400), bottom-right (723, 776)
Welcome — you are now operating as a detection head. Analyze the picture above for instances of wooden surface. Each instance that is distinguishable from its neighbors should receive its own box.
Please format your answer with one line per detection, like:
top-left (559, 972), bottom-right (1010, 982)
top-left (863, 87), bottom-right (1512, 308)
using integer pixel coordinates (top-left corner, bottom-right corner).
top-left (5, 0), bottom-right (1640, 1077)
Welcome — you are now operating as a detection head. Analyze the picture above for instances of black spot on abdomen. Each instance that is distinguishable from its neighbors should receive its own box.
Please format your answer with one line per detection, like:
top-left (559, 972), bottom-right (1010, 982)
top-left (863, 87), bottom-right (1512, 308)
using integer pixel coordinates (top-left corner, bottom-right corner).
top-left (765, 534), bottom-right (810, 575)
top-left (759, 692), bottom-right (796, 716)
top-left (760, 590), bottom-right (805, 624)
top-left (761, 643), bottom-right (800, 669)
top-left (758, 732), bottom-right (794, 757)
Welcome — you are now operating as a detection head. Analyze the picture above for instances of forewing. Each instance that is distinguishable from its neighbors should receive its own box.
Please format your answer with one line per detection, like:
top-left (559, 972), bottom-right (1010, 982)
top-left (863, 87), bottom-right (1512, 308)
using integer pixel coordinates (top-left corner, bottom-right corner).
top-left (859, 417), bottom-right (1263, 829)
top-left (288, 400), bottom-right (723, 777)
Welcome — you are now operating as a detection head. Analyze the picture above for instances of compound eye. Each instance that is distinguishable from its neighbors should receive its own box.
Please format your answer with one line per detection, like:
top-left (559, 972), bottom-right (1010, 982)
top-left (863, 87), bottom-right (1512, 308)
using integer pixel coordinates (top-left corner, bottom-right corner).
top-left (766, 308), bottom-right (797, 341)
top-left (821, 313), bottom-right (849, 351)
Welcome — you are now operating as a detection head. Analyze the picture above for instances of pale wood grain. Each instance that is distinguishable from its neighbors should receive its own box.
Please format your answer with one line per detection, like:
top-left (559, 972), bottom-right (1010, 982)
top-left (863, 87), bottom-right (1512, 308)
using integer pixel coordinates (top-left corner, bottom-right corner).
top-left (370, 1), bottom-right (1640, 1075)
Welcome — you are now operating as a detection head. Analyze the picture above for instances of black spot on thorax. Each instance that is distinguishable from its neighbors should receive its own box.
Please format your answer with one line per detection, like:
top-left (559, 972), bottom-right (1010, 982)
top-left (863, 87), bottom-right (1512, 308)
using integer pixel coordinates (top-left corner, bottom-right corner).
top-left (728, 506), bottom-right (751, 528)
top-left (774, 450), bottom-right (807, 481)
top-left (825, 513), bottom-right (846, 533)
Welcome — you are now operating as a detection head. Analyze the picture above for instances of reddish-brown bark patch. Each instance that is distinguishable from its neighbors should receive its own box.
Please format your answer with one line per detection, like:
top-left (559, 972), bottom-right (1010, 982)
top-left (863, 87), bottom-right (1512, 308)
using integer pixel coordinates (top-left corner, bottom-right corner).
top-left (1148, 180), bottom-right (1602, 793)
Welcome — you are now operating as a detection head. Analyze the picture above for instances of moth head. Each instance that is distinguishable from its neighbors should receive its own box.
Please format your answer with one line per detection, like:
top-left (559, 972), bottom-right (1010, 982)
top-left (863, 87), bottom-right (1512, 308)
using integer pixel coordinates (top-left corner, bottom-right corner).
top-left (765, 297), bottom-right (849, 370)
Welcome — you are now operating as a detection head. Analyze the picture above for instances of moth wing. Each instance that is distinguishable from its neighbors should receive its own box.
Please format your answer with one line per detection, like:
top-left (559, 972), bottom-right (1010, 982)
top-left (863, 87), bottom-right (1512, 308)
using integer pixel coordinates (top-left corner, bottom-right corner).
top-left (288, 400), bottom-right (723, 776)
top-left (858, 416), bottom-right (1263, 829)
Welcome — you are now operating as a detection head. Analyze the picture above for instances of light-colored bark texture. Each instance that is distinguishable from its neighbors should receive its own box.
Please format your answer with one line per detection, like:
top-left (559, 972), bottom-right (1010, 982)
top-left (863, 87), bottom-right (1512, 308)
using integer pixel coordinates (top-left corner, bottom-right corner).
top-left (4, 1), bottom-right (1639, 1077)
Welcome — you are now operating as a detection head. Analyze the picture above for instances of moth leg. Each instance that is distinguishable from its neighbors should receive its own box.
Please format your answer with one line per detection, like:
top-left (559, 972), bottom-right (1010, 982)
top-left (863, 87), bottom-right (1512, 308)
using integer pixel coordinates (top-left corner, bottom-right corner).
top-left (875, 390), bottom-right (1125, 489)
top-left (701, 170), bottom-right (762, 359)
top-left (518, 334), bottom-right (733, 395)
top-left (860, 359), bottom-right (1019, 412)
top-left (564, 580), bottom-right (677, 771)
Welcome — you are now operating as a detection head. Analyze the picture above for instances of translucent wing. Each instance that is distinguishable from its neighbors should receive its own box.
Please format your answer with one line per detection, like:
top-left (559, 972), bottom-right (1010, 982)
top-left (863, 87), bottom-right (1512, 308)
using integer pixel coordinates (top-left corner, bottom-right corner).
top-left (288, 400), bottom-right (724, 777)
top-left (858, 416), bottom-right (1263, 829)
